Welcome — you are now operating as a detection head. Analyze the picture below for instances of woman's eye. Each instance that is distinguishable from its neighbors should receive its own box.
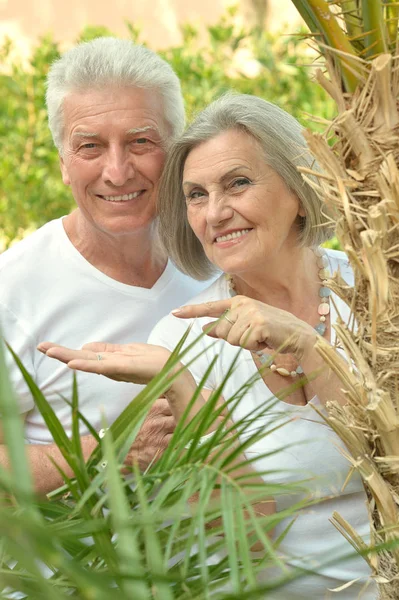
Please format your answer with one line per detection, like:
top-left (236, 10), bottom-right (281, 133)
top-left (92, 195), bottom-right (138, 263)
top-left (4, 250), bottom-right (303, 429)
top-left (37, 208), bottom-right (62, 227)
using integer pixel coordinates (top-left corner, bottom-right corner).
top-left (186, 190), bottom-right (206, 204)
top-left (232, 177), bottom-right (251, 188)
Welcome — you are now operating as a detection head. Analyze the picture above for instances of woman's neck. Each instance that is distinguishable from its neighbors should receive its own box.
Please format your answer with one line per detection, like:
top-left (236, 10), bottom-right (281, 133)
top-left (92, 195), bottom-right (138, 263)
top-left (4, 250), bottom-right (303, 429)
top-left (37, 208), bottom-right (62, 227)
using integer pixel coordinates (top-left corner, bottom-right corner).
top-left (230, 246), bottom-right (319, 313)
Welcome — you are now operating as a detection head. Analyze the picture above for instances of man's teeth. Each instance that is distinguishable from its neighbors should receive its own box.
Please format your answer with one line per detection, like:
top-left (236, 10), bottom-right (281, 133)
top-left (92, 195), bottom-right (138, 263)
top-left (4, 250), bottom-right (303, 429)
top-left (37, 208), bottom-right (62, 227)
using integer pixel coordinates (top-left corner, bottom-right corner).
top-left (215, 229), bottom-right (250, 243)
top-left (102, 191), bottom-right (141, 202)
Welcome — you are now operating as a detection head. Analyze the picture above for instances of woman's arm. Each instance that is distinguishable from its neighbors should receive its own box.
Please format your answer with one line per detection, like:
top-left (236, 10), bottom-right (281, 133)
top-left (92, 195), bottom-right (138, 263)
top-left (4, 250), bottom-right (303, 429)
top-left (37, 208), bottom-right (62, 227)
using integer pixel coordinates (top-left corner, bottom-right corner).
top-left (172, 296), bottom-right (350, 407)
top-left (38, 341), bottom-right (275, 545)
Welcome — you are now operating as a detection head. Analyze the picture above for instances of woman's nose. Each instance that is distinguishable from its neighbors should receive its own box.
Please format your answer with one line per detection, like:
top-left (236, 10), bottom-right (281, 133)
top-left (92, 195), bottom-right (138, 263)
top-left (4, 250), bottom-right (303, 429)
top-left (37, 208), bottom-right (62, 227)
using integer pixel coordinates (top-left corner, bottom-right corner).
top-left (205, 193), bottom-right (234, 226)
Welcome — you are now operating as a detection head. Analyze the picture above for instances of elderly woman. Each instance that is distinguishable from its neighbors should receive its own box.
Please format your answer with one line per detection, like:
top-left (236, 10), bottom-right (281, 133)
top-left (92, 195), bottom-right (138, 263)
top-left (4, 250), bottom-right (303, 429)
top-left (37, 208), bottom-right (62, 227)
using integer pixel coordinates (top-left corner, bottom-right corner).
top-left (40, 95), bottom-right (375, 598)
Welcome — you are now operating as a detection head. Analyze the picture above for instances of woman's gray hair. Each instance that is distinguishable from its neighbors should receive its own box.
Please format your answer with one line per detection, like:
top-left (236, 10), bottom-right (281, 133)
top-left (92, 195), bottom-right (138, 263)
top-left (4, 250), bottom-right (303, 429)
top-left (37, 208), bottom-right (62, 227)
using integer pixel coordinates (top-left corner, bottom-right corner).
top-left (158, 93), bottom-right (333, 280)
top-left (46, 37), bottom-right (185, 153)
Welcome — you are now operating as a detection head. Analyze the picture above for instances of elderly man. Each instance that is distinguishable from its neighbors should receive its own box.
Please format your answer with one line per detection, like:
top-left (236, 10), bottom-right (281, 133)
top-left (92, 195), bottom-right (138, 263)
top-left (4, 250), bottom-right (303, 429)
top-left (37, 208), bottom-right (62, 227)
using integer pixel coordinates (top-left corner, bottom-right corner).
top-left (0, 37), bottom-right (208, 493)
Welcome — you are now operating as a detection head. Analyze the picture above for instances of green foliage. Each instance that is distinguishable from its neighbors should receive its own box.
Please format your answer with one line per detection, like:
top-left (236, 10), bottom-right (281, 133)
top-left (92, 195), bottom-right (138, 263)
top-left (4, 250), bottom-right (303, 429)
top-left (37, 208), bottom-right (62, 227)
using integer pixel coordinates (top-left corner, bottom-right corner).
top-left (0, 330), bottom-right (325, 598)
top-left (162, 10), bottom-right (335, 125)
top-left (0, 13), bottom-right (335, 248)
top-left (0, 35), bottom-right (72, 247)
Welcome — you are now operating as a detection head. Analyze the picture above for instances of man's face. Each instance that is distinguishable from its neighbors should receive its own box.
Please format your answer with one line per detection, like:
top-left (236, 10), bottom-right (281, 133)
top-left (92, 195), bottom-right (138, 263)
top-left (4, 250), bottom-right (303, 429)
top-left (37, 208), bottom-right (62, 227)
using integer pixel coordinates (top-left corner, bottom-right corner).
top-left (60, 86), bottom-right (168, 238)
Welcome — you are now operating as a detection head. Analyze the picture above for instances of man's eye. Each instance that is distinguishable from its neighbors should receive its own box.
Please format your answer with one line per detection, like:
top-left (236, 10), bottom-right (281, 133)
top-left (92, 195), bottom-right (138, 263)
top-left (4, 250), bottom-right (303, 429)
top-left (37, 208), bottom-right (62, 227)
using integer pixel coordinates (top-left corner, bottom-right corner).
top-left (81, 143), bottom-right (97, 149)
top-left (135, 138), bottom-right (149, 144)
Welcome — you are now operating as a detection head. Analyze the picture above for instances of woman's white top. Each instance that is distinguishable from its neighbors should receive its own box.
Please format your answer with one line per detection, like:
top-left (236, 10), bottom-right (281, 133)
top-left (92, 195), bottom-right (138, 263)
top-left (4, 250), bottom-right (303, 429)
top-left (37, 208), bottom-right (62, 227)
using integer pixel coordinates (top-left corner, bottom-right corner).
top-left (148, 249), bottom-right (376, 599)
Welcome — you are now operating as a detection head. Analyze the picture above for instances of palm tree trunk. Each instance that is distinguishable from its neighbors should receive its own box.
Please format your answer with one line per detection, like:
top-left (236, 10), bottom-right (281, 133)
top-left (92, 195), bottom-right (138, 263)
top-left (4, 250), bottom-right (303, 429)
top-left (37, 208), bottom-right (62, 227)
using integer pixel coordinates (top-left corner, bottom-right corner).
top-left (300, 50), bottom-right (399, 599)
top-left (287, 2), bottom-right (399, 595)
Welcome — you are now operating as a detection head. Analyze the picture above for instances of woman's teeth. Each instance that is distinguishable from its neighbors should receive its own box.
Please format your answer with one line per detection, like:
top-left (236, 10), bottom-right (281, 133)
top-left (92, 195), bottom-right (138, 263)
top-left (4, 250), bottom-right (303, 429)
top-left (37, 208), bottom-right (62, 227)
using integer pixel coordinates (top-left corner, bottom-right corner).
top-left (215, 229), bottom-right (250, 243)
top-left (102, 191), bottom-right (141, 202)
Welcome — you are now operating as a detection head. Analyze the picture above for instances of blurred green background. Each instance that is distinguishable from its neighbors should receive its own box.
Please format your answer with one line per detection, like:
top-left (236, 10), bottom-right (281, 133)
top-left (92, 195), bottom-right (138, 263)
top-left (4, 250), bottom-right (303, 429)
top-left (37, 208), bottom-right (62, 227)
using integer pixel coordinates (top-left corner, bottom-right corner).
top-left (0, 10), bottom-right (339, 250)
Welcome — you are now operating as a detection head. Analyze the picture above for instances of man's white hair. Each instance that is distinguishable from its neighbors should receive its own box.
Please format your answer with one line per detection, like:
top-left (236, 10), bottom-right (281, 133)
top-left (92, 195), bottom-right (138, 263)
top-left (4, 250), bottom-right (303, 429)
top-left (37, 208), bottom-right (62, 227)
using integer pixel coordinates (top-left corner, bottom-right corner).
top-left (46, 37), bottom-right (185, 152)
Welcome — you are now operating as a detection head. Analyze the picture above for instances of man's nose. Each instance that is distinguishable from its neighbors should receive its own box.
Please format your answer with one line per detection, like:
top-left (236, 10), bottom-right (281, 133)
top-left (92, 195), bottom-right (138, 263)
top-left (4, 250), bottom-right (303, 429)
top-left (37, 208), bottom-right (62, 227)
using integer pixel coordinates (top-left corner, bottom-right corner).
top-left (102, 148), bottom-right (135, 186)
top-left (206, 193), bottom-right (234, 226)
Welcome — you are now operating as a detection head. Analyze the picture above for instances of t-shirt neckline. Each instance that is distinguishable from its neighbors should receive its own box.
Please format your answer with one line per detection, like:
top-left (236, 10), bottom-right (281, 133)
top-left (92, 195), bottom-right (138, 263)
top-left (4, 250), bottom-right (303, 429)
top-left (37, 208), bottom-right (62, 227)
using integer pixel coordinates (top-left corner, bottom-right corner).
top-left (56, 217), bottom-right (173, 296)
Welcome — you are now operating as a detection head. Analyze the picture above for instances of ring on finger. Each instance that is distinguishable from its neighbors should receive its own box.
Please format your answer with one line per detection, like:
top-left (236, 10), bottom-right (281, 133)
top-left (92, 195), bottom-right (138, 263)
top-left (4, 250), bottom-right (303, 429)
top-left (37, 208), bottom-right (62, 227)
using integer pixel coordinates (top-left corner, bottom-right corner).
top-left (223, 312), bottom-right (235, 326)
top-left (97, 353), bottom-right (103, 361)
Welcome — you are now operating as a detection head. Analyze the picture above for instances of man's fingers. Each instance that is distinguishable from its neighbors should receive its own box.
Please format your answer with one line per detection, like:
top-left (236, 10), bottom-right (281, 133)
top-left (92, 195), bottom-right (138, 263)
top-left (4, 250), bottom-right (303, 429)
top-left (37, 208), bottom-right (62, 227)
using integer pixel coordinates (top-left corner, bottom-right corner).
top-left (172, 299), bottom-right (233, 319)
top-left (149, 398), bottom-right (173, 416)
top-left (145, 415), bottom-right (175, 434)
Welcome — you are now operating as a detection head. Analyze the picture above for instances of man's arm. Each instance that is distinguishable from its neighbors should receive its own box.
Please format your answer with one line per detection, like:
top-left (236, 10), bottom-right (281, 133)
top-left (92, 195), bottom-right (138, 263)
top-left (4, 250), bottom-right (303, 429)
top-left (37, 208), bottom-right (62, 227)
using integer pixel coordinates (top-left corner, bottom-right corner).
top-left (0, 417), bottom-right (96, 495)
top-left (0, 399), bottom-right (174, 496)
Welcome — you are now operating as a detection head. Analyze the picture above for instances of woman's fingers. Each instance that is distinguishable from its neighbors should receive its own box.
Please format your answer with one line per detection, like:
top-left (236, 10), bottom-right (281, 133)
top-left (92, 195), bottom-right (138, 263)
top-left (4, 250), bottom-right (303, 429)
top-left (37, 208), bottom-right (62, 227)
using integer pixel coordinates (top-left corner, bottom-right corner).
top-left (204, 317), bottom-right (266, 351)
top-left (81, 342), bottom-right (109, 352)
top-left (45, 346), bottom-right (96, 364)
top-left (66, 356), bottom-right (135, 380)
top-left (40, 342), bottom-right (173, 385)
top-left (172, 298), bottom-right (233, 318)
top-left (82, 341), bottom-right (133, 353)
top-left (37, 341), bottom-right (132, 356)
top-left (37, 341), bottom-right (63, 353)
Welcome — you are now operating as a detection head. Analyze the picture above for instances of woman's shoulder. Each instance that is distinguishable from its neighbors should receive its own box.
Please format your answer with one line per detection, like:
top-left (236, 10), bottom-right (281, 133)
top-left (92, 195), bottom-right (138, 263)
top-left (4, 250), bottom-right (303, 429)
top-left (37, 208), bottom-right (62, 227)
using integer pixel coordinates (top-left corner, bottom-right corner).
top-left (324, 247), bottom-right (354, 286)
top-left (179, 273), bottom-right (228, 306)
top-left (148, 274), bottom-right (228, 348)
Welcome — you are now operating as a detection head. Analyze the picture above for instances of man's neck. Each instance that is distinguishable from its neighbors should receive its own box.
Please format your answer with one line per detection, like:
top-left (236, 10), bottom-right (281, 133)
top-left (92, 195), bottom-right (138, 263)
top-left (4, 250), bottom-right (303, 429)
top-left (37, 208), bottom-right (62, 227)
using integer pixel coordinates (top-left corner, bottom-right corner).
top-left (63, 211), bottom-right (167, 288)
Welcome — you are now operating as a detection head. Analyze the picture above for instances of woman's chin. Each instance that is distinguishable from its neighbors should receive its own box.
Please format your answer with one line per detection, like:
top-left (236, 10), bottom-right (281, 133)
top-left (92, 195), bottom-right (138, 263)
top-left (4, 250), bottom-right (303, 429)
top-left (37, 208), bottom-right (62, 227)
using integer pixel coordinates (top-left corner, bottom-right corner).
top-left (211, 259), bottom-right (252, 276)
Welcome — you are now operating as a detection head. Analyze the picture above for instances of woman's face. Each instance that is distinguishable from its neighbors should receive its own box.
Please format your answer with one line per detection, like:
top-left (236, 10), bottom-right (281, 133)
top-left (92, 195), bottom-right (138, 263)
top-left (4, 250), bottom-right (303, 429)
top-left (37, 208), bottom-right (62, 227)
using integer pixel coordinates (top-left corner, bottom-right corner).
top-left (182, 129), bottom-right (305, 276)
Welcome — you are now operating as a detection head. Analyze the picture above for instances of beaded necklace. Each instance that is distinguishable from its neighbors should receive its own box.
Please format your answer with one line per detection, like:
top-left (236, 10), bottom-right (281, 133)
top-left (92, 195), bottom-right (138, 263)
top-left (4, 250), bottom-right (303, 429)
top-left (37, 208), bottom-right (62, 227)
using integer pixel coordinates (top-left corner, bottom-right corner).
top-left (225, 248), bottom-right (331, 378)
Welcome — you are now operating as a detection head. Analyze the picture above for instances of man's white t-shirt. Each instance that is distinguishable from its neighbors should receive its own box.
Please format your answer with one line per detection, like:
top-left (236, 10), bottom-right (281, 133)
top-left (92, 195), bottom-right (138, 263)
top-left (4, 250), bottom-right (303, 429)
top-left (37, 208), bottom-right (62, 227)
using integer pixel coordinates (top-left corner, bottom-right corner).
top-left (0, 217), bottom-right (209, 443)
top-left (149, 249), bottom-right (376, 599)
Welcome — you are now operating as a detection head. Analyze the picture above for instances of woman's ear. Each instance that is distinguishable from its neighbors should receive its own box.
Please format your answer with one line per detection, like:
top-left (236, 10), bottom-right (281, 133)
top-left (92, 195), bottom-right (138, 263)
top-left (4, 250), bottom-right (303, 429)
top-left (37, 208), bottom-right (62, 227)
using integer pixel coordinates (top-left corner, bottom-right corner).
top-left (298, 203), bottom-right (306, 218)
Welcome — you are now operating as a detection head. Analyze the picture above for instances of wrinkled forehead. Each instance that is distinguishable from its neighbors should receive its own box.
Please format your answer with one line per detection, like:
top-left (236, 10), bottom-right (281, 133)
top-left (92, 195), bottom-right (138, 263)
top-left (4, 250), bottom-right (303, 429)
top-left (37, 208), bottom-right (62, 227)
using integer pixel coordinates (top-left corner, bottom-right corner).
top-left (185, 128), bottom-right (267, 162)
top-left (61, 85), bottom-right (169, 137)
top-left (183, 129), bottom-right (267, 174)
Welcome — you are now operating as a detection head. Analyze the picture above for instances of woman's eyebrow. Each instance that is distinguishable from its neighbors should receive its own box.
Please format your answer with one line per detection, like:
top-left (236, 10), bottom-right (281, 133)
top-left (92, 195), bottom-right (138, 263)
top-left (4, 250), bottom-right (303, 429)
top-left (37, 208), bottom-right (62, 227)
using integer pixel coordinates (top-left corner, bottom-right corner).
top-left (219, 165), bottom-right (250, 185)
top-left (183, 166), bottom-right (251, 190)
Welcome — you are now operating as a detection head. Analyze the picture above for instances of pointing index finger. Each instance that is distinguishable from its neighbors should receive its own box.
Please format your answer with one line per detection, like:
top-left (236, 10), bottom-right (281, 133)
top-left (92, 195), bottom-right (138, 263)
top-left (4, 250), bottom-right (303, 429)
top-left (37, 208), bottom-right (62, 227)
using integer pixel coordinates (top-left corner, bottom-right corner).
top-left (172, 299), bottom-right (233, 319)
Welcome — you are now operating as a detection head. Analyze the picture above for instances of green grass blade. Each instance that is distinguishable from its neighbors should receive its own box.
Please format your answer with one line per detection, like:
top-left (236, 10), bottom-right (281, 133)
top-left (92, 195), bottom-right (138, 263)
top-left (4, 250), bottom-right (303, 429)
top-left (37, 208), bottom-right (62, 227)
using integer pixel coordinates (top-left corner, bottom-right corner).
top-left (134, 463), bottom-right (175, 600)
top-left (0, 336), bottom-right (38, 510)
top-left (6, 343), bottom-right (73, 458)
top-left (220, 479), bottom-right (240, 593)
top-left (102, 427), bottom-right (150, 599)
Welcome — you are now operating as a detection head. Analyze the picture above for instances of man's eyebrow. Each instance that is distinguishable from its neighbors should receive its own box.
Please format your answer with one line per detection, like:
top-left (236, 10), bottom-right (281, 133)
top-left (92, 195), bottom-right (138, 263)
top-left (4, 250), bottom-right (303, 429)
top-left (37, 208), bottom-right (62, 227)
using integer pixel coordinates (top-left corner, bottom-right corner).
top-left (183, 166), bottom-right (250, 189)
top-left (72, 132), bottom-right (99, 139)
top-left (72, 126), bottom-right (161, 139)
top-left (126, 126), bottom-right (160, 135)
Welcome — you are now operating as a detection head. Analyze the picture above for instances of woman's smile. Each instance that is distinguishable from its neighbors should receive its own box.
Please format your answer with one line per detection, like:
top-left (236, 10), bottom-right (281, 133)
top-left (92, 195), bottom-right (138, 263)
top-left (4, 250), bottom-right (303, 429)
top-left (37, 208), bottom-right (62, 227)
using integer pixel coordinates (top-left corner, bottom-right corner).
top-left (213, 227), bottom-right (252, 245)
top-left (183, 128), bottom-right (303, 275)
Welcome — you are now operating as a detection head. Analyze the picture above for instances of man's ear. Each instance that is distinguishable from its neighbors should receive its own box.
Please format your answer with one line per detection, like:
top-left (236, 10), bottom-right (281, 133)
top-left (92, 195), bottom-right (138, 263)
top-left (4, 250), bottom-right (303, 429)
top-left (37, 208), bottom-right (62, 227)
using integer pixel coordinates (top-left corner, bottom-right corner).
top-left (59, 154), bottom-right (71, 186)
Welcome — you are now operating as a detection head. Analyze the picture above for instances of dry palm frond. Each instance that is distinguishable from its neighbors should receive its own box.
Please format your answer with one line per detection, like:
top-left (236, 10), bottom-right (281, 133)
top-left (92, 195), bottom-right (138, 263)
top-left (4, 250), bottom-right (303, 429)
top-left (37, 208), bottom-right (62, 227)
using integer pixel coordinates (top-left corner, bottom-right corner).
top-left (287, 1), bottom-right (399, 593)
top-left (299, 50), bottom-right (399, 597)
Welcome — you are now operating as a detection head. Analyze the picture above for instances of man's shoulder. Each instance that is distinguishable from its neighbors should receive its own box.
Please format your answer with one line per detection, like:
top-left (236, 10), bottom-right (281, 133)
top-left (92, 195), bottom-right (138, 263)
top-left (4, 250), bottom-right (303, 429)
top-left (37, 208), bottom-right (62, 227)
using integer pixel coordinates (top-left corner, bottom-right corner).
top-left (0, 219), bottom-right (63, 273)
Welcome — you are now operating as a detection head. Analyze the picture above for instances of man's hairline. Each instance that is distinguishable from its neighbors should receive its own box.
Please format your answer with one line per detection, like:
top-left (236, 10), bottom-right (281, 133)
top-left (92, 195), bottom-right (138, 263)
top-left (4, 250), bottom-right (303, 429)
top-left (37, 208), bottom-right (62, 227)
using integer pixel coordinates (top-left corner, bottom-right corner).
top-left (56, 84), bottom-right (173, 156)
